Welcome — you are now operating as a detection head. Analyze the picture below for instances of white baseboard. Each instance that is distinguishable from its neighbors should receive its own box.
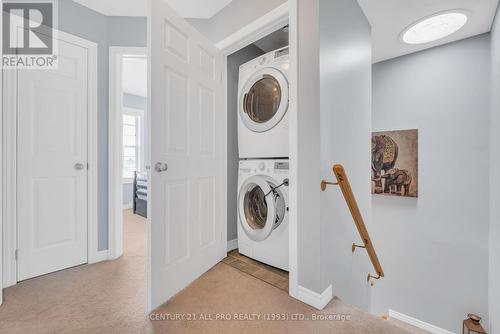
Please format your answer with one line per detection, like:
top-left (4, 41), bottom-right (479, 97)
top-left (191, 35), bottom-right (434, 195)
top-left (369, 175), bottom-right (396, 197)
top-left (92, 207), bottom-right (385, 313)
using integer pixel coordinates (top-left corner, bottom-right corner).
top-left (227, 238), bottom-right (238, 252)
top-left (88, 250), bottom-right (109, 264)
top-left (389, 310), bottom-right (454, 334)
top-left (297, 284), bottom-right (333, 310)
top-left (123, 203), bottom-right (133, 210)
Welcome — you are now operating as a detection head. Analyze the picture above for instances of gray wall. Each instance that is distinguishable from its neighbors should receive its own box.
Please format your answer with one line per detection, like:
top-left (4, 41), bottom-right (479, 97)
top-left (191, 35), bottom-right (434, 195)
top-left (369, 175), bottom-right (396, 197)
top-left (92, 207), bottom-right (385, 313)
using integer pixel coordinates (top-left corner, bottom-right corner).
top-left (187, 0), bottom-right (286, 44)
top-left (123, 93), bottom-right (147, 110)
top-left (226, 45), bottom-right (265, 241)
top-left (319, 0), bottom-right (373, 309)
top-left (59, 0), bottom-right (147, 250)
top-left (108, 17), bottom-right (148, 46)
top-left (490, 5), bottom-right (500, 333)
top-left (372, 35), bottom-right (491, 333)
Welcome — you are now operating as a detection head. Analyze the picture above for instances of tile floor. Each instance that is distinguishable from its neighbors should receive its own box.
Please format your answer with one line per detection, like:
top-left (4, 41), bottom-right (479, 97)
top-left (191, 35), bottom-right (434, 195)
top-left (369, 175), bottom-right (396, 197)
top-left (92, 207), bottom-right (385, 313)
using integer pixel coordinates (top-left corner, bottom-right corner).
top-left (223, 250), bottom-right (289, 292)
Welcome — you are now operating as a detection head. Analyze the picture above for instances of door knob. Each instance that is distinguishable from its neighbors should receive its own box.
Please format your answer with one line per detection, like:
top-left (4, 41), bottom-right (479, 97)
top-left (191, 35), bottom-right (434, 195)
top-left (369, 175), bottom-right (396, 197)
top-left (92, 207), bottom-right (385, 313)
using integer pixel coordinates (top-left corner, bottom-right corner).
top-left (154, 162), bottom-right (168, 172)
top-left (74, 163), bottom-right (85, 170)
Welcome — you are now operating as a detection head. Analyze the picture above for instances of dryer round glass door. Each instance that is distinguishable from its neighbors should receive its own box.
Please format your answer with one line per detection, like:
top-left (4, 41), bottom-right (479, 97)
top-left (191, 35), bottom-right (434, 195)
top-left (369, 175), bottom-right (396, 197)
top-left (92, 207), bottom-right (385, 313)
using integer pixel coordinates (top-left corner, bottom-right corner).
top-left (239, 68), bottom-right (289, 133)
top-left (238, 176), bottom-right (286, 242)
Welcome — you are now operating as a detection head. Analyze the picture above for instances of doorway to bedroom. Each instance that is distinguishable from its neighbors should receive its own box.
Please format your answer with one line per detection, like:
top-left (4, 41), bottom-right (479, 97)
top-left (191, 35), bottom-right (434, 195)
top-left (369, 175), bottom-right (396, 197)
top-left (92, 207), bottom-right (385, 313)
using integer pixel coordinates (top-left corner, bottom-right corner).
top-left (108, 48), bottom-right (148, 261)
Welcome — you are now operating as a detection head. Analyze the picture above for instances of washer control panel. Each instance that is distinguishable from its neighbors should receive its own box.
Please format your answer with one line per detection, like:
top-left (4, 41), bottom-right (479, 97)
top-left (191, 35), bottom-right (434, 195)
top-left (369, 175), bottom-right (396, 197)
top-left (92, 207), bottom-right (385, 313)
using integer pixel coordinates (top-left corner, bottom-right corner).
top-left (275, 161), bottom-right (289, 171)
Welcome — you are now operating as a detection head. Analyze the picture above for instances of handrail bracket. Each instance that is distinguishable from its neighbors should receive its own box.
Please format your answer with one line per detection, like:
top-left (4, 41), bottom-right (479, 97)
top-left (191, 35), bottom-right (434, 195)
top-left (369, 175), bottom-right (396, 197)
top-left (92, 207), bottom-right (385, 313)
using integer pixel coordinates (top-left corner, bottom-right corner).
top-left (321, 180), bottom-right (339, 191)
top-left (367, 273), bottom-right (382, 286)
top-left (352, 243), bottom-right (366, 253)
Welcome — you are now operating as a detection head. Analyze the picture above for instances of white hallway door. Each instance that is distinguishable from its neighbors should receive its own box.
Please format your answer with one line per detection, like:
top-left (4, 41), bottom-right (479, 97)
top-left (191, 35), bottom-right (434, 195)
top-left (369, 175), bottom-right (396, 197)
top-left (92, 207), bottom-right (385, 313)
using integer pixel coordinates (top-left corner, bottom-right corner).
top-left (17, 38), bottom-right (89, 281)
top-left (150, 0), bottom-right (226, 309)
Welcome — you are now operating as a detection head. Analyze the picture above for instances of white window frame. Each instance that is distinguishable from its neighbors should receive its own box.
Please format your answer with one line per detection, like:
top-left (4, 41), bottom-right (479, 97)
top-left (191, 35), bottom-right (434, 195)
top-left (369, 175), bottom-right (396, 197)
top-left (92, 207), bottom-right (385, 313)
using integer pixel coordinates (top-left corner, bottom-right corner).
top-left (122, 106), bottom-right (145, 183)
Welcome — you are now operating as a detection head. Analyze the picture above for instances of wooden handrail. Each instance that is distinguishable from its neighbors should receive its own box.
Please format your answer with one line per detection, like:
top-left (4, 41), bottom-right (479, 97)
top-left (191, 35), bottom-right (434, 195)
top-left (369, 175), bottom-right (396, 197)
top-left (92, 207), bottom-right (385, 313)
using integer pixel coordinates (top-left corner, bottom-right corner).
top-left (321, 164), bottom-right (384, 283)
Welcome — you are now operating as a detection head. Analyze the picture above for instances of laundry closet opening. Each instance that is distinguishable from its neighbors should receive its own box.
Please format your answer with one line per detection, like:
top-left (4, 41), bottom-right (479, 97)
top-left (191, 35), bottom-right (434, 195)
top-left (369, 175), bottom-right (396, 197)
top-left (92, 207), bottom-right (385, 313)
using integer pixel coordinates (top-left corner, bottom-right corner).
top-left (225, 26), bottom-right (291, 292)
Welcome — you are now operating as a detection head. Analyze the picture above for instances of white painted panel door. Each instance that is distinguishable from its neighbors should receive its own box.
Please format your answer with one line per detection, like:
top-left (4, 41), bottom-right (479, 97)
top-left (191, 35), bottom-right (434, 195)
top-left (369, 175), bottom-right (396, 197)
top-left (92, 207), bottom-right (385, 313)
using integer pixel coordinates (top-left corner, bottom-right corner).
top-left (17, 39), bottom-right (89, 281)
top-left (150, 0), bottom-right (225, 309)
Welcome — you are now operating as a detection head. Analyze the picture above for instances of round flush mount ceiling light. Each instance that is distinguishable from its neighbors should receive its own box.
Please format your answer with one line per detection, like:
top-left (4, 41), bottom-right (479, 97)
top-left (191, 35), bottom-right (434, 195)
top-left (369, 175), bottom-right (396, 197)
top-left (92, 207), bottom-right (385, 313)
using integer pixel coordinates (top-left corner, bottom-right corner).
top-left (401, 11), bottom-right (468, 45)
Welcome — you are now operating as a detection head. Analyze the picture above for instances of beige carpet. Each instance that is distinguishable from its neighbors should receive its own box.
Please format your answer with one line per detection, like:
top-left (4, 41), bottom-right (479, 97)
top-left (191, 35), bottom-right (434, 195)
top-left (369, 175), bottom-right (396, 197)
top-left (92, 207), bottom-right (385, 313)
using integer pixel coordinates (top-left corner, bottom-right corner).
top-left (0, 210), bottom-right (426, 333)
top-left (151, 263), bottom-right (427, 334)
top-left (0, 210), bottom-right (151, 334)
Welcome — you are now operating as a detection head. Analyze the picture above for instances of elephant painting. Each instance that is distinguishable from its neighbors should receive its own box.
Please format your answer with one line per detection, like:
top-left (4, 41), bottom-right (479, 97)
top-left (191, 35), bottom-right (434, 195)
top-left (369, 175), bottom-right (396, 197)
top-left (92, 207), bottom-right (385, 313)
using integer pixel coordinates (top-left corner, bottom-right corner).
top-left (371, 129), bottom-right (418, 198)
top-left (372, 135), bottom-right (398, 194)
top-left (381, 168), bottom-right (412, 196)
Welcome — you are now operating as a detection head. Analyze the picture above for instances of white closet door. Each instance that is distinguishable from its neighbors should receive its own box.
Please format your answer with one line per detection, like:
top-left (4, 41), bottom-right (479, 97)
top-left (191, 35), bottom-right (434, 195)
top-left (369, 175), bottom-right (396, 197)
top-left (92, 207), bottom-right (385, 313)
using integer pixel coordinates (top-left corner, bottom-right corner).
top-left (17, 38), bottom-right (89, 281)
top-left (149, 0), bottom-right (226, 310)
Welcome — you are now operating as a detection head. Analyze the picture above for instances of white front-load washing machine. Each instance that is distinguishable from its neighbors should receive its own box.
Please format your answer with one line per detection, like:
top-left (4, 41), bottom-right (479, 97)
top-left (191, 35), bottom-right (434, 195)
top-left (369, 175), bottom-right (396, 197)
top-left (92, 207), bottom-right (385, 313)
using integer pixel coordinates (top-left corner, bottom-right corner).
top-left (238, 47), bottom-right (290, 159)
top-left (237, 159), bottom-right (289, 271)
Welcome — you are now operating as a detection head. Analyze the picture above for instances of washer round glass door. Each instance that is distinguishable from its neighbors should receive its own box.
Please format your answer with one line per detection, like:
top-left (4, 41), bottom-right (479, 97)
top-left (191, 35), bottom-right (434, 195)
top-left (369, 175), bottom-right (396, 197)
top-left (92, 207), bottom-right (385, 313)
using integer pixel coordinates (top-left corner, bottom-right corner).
top-left (238, 176), bottom-right (286, 242)
top-left (239, 68), bottom-right (289, 133)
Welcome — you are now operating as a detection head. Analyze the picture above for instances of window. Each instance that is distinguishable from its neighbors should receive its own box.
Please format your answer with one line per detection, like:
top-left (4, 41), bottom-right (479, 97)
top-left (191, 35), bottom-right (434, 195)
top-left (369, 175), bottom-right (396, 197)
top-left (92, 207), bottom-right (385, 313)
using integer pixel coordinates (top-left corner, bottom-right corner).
top-left (122, 108), bottom-right (144, 181)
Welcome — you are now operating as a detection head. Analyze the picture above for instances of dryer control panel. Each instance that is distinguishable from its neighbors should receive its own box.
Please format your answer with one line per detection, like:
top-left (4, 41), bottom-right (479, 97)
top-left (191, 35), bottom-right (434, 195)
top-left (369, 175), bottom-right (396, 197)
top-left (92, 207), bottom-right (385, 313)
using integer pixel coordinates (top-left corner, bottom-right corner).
top-left (239, 160), bottom-right (289, 176)
top-left (239, 46), bottom-right (290, 73)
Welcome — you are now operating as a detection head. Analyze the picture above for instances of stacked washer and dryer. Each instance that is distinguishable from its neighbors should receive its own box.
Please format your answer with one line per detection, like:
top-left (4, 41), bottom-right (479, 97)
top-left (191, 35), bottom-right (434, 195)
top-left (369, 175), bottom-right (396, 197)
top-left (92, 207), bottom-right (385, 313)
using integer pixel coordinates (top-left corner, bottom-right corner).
top-left (237, 46), bottom-right (290, 271)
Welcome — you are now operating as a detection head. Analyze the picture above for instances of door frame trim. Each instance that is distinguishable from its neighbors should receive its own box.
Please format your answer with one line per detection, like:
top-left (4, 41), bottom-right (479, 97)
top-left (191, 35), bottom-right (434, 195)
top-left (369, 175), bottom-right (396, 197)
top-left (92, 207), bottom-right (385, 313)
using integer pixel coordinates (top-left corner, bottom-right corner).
top-left (0, 5), bottom-right (3, 304)
top-left (2, 30), bottom-right (98, 287)
top-left (216, 2), bottom-right (289, 55)
top-left (108, 46), bottom-right (148, 261)
top-left (216, 2), bottom-right (298, 299)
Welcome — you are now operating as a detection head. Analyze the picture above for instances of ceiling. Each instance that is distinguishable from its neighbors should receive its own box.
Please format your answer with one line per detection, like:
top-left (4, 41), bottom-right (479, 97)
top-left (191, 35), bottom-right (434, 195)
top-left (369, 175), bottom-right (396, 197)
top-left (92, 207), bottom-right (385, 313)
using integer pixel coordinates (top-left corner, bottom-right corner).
top-left (72, 0), bottom-right (499, 62)
top-left (165, 0), bottom-right (233, 18)
top-left (72, 0), bottom-right (233, 18)
top-left (122, 56), bottom-right (148, 97)
top-left (357, 0), bottom-right (500, 63)
top-left (72, 0), bottom-right (147, 16)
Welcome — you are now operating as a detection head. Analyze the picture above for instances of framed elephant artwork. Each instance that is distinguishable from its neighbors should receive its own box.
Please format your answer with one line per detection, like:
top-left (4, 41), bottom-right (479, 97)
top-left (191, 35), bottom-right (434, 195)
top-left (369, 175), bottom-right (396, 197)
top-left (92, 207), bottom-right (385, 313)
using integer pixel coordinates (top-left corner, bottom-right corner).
top-left (372, 129), bottom-right (418, 198)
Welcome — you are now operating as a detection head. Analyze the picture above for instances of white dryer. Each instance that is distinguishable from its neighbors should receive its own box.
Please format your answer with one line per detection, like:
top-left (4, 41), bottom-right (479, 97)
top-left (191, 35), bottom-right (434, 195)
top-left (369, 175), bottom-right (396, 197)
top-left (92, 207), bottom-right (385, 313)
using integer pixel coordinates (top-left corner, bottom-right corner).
top-left (237, 159), bottom-right (289, 271)
top-left (238, 47), bottom-right (290, 159)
